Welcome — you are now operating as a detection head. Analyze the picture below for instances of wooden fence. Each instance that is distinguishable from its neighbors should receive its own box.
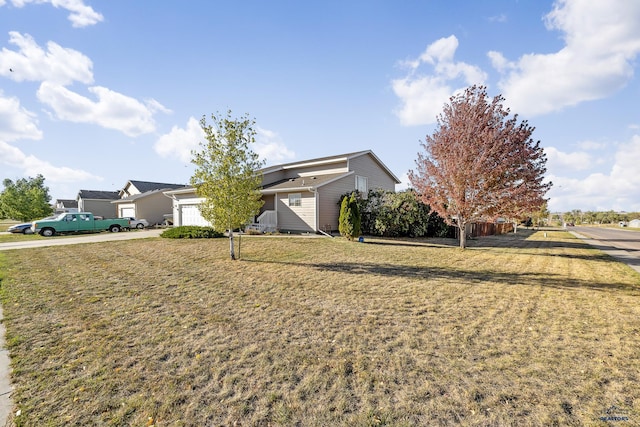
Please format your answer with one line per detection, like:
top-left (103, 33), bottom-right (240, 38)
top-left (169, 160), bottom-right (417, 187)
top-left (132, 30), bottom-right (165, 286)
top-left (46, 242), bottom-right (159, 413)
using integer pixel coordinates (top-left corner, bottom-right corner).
top-left (458, 221), bottom-right (514, 238)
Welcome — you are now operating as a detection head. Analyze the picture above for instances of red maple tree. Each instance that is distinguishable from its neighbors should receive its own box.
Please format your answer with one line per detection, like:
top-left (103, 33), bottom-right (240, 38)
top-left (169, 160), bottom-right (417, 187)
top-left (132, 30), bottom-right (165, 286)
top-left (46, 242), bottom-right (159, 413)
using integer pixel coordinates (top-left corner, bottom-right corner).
top-left (409, 85), bottom-right (552, 249)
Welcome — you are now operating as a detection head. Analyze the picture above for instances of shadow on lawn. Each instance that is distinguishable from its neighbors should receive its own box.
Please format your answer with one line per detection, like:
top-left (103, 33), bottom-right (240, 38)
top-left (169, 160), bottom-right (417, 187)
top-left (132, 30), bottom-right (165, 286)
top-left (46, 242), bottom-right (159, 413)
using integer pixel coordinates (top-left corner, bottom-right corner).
top-left (245, 258), bottom-right (639, 293)
top-left (312, 261), bottom-right (639, 292)
top-left (362, 228), bottom-right (581, 248)
top-left (363, 229), bottom-right (624, 264)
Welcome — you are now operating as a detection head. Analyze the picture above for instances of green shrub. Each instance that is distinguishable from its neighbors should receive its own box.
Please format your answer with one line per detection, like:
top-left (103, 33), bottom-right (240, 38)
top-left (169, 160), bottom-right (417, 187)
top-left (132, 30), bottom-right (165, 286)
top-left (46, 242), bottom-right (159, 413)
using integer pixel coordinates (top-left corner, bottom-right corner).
top-left (160, 226), bottom-right (224, 239)
top-left (349, 192), bottom-right (361, 239)
top-left (339, 192), bottom-right (361, 240)
top-left (338, 197), bottom-right (353, 239)
top-left (339, 189), bottom-right (450, 238)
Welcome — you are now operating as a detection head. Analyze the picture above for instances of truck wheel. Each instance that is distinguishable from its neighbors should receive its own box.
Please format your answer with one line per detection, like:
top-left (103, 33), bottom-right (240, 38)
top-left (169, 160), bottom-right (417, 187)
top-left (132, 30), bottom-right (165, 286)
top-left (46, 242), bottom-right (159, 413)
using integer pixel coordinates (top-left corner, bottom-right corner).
top-left (109, 225), bottom-right (121, 233)
top-left (136, 223), bottom-right (144, 229)
top-left (40, 228), bottom-right (55, 237)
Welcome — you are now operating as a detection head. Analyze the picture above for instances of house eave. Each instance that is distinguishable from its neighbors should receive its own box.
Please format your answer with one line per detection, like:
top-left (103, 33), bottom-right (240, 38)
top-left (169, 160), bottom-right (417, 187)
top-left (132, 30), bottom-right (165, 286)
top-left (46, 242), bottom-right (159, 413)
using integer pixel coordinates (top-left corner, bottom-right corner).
top-left (261, 186), bottom-right (315, 195)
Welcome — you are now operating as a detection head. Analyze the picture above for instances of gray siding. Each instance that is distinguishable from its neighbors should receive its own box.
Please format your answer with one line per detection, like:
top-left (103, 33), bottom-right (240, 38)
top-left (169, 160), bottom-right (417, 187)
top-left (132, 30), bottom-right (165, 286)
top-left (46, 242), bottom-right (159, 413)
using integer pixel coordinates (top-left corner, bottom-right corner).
top-left (81, 200), bottom-right (116, 218)
top-left (276, 191), bottom-right (316, 232)
top-left (262, 194), bottom-right (275, 211)
top-left (132, 192), bottom-right (174, 226)
top-left (261, 170), bottom-right (287, 186)
top-left (317, 175), bottom-right (356, 232)
top-left (348, 154), bottom-right (396, 191)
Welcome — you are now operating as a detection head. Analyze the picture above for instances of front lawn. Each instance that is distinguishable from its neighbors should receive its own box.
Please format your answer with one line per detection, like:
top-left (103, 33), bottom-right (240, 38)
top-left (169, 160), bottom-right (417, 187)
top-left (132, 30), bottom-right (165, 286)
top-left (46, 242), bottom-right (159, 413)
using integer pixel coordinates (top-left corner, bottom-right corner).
top-left (0, 230), bottom-right (638, 425)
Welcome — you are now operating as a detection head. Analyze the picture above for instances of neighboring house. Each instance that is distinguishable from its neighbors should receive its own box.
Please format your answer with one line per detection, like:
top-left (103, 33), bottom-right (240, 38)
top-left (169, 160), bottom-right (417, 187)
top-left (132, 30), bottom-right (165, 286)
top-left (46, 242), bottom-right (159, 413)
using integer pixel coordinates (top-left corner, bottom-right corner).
top-left (54, 199), bottom-right (78, 213)
top-left (629, 219), bottom-right (640, 228)
top-left (77, 190), bottom-right (120, 218)
top-left (113, 180), bottom-right (186, 226)
top-left (163, 187), bottom-right (211, 227)
top-left (164, 150), bottom-right (401, 233)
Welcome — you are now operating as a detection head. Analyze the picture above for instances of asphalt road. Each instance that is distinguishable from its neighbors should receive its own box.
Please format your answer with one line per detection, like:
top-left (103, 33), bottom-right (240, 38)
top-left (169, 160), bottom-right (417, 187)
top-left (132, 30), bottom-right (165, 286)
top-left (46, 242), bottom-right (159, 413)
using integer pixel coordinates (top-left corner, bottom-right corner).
top-left (570, 226), bottom-right (640, 273)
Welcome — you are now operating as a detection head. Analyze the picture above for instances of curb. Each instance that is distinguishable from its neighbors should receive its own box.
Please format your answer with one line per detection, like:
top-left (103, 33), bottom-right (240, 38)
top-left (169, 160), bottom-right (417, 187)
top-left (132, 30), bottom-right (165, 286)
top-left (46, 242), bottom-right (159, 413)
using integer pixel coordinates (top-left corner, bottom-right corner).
top-left (0, 305), bottom-right (12, 426)
top-left (569, 231), bottom-right (640, 274)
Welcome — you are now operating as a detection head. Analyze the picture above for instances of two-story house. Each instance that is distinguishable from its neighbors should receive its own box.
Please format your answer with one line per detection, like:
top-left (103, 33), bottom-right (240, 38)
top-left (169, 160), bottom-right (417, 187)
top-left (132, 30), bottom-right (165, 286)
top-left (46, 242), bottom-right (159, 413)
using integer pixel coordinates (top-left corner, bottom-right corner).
top-left (164, 150), bottom-right (401, 233)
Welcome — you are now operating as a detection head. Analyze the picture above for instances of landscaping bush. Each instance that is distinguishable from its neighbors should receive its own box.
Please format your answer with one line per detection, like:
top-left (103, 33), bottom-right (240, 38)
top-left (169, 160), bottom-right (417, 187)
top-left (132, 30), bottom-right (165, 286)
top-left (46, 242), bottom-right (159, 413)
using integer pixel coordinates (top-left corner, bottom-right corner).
top-left (339, 192), bottom-right (361, 240)
top-left (340, 189), bottom-right (449, 238)
top-left (160, 226), bottom-right (224, 239)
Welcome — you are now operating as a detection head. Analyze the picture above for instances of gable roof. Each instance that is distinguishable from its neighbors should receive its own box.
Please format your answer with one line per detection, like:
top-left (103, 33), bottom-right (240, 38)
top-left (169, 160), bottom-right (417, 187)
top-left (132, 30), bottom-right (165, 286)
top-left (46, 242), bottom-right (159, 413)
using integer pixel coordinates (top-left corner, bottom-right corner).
top-left (164, 150), bottom-right (399, 196)
top-left (113, 188), bottom-right (173, 203)
top-left (127, 180), bottom-right (186, 193)
top-left (56, 199), bottom-right (78, 208)
top-left (77, 190), bottom-right (120, 200)
top-left (261, 172), bottom-right (353, 193)
top-left (260, 150), bottom-right (401, 183)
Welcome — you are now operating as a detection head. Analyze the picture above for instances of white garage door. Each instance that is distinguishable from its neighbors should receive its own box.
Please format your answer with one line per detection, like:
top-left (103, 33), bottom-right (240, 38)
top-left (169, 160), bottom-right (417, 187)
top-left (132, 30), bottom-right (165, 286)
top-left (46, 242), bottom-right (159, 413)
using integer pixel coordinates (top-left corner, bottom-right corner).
top-left (120, 207), bottom-right (135, 218)
top-left (180, 204), bottom-right (210, 226)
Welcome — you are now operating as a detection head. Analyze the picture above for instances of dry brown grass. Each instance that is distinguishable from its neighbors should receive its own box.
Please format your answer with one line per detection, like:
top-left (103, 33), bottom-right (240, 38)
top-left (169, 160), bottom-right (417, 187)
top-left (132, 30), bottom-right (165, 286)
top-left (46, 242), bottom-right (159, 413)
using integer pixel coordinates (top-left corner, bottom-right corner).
top-left (0, 230), bottom-right (639, 426)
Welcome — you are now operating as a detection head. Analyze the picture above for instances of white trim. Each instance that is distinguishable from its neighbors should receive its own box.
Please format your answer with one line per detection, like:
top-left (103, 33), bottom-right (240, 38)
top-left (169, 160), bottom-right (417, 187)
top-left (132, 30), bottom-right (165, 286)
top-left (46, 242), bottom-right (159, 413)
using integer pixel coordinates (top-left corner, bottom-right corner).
top-left (356, 175), bottom-right (368, 193)
top-left (260, 172), bottom-right (354, 194)
top-left (288, 193), bottom-right (302, 207)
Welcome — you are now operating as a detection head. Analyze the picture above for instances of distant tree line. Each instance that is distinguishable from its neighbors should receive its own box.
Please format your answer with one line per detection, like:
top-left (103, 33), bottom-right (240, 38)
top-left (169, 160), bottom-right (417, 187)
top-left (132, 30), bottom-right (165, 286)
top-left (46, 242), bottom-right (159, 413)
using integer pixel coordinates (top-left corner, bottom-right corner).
top-left (0, 174), bottom-right (53, 222)
top-left (556, 210), bottom-right (640, 225)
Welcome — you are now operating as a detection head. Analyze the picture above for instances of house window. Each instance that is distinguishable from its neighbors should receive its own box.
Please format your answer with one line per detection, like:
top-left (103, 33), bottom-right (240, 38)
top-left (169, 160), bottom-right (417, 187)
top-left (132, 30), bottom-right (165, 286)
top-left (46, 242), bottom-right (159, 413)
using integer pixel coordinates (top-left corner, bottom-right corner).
top-left (356, 175), bottom-right (368, 193)
top-left (288, 193), bottom-right (302, 207)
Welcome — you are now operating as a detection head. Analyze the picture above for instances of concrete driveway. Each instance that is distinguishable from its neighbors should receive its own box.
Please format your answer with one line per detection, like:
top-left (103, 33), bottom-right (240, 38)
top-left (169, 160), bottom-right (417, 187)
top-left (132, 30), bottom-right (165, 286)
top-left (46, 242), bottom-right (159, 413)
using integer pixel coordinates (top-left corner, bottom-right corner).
top-left (0, 228), bottom-right (163, 251)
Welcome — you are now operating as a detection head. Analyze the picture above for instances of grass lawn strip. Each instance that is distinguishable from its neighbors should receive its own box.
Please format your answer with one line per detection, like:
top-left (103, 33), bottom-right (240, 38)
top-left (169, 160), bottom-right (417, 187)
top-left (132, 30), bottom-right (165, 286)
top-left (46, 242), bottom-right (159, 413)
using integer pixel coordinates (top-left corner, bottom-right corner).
top-left (0, 230), bottom-right (639, 426)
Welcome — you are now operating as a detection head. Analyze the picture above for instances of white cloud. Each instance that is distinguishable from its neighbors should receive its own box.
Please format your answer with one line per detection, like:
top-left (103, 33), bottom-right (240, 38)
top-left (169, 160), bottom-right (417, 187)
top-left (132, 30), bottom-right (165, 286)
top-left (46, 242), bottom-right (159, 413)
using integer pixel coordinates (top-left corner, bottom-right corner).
top-left (392, 35), bottom-right (487, 126)
top-left (154, 121), bottom-right (296, 167)
top-left (610, 135), bottom-right (640, 187)
top-left (488, 14), bottom-right (507, 23)
top-left (546, 135), bottom-right (640, 212)
top-left (0, 140), bottom-right (100, 182)
top-left (0, 33), bottom-right (166, 137)
top-left (420, 36), bottom-right (458, 65)
top-left (493, 0), bottom-right (640, 116)
top-left (395, 172), bottom-right (411, 191)
top-left (544, 146), bottom-right (593, 172)
top-left (37, 82), bottom-right (159, 137)
top-left (0, 91), bottom-right (42, 141)
top-left (255, 127), bottom-right (295, 165)
top-left (4, 0), bottom-right (103, 28)
top-left (145, 98), bottom-right (173, 115)
top-left (487, 51), bottom-right (512, 74)
top-left (0, 32), bottom-right (94, 85)
top-left (154, 117), bottom-right (203, 163)
top-left (576, 140), bottom-right (606, 151)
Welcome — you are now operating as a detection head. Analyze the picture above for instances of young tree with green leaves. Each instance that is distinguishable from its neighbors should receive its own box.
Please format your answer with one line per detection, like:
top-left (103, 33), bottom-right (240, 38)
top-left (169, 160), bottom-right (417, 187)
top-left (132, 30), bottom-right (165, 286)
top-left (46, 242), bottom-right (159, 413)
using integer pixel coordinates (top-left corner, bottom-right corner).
top-left (190, 111), bottom-right (264, 260)
top-left (530, 201), bottom-right (550, 228)
top-left (409, 85), bottom-right (551, 249)
top-left (0, 174), bottom-right (53, 221)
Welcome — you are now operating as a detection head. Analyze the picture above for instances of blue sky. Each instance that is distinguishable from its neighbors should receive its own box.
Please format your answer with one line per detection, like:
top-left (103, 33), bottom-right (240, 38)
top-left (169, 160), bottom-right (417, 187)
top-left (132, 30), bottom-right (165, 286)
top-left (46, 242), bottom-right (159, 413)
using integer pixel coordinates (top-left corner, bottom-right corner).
top-left (1, 0), bottom-right (639, 213)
